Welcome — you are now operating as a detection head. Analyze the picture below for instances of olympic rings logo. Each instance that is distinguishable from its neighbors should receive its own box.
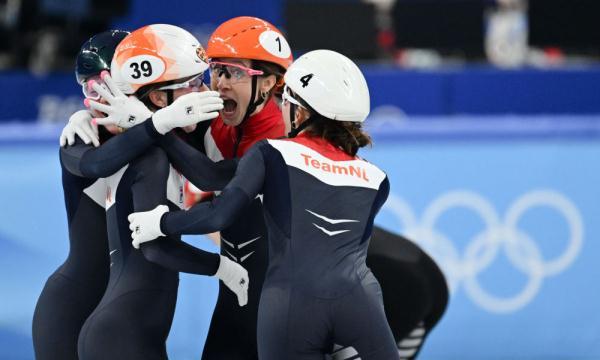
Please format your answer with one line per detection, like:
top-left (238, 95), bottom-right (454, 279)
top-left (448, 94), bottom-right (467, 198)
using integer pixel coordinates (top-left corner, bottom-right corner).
top-left (381, 189), bottom-right (584, 313)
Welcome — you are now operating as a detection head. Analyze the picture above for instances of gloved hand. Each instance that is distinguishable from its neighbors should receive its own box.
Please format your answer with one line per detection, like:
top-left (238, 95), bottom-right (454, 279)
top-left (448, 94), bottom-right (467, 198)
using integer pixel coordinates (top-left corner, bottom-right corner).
top-left (215, 255), bottom-right (249, 306)
top-left (60, 110), bottom-right (99, 147)
top-left (86, 71), bottom-right (153, 129)
top-left (151, 91), bottom-right (223, 135)
top-left (128, 205), bottom-right (169, 249)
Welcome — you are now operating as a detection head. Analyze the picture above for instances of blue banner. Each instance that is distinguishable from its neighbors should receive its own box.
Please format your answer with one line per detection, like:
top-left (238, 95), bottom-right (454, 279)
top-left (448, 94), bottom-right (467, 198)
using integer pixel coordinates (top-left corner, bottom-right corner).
top-left (3, 66), bottom-right (600, 124)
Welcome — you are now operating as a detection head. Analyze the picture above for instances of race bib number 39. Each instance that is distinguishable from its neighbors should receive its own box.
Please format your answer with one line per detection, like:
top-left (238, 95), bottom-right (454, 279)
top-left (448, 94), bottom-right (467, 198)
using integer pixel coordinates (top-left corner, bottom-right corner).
top-left (121, 55), bottom-right (166, 84)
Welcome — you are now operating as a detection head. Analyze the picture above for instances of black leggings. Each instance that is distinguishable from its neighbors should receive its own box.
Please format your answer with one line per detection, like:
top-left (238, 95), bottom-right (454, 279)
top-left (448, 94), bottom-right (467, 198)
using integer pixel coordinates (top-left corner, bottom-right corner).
top-left (257, 272), bottom-right (399, 360)
top-left (328, 227), bottom-right (449, 360)
top-left (77, 288), bottom-right (177, 360)
top-left (201, 282), bottom-right (260, 360)
top-left (32, 272), bottom-right (107, 360)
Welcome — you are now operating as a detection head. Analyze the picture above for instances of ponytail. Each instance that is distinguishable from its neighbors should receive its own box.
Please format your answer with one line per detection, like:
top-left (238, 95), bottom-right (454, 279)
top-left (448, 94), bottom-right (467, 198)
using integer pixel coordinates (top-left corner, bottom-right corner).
top-left (305, 116), bottom-right (372, 156)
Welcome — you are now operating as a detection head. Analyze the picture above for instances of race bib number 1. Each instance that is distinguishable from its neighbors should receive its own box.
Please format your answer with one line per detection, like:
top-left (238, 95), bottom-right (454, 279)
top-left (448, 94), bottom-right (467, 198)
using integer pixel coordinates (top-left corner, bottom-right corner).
top-left (258, 30), bottom-right (292, 59)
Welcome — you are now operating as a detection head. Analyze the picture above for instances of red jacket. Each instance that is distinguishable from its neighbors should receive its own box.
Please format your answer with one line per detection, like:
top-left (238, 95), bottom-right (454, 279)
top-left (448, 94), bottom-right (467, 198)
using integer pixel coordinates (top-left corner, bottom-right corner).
top-left (206, 98), bottom-right (285, 159)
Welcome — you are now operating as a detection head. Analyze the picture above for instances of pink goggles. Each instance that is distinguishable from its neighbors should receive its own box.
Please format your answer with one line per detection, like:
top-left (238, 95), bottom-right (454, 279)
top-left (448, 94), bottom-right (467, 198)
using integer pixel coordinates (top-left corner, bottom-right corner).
top-left (209, 61), bottom-right (264, 83)
top-left (81, 75), bottom-right (107, 100)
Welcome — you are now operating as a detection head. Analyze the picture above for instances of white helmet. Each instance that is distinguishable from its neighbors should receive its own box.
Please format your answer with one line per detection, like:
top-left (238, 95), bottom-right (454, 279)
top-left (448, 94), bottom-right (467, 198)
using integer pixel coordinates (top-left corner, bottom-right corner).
top-left (284, 49), bottom-right (370, 123)
top-left (111, 24), bottom-right (209, 95)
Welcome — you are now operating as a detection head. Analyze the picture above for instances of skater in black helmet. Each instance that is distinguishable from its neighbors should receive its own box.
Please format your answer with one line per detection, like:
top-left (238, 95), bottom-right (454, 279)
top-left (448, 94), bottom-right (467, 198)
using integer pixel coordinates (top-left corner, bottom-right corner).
top-left (31, 29), bottom-right (129, 360)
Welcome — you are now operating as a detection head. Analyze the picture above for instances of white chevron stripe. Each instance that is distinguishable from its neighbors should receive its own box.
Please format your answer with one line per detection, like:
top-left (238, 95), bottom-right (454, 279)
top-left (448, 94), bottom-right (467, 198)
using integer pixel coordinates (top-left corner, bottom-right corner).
top-left (398, 347), bottom-right (418, 358)
top-left (398, 338), bottom-right (422, 348)
top-left (221, 236), bottom-right (235, 248)
top-left (312, 223), bottom-right (350, 236)
top-left (306, 209), bottom-right (359, 224)
top-left (238, 236), bottom-right (260, 249)
top-left (204, 129), bottom-right (224, 162)
top-left (105, 166), bottom-right (128, 210)
top-left (83, 178), bottom-right (106, 208)
top-left (397, 323), bottom-right (425, 358)
top-left (224, 249), bottom-right (237, 262)
top-left (330, 346), bottom-right (359, 360)
top-left (240, 251), bottom-right (255, 262)
top-left (166, 166), bottom-right (185, 209)
top-left (409, 326), bottom-right (426, 337)
top-left (109, 249), bottom-right (117, 255)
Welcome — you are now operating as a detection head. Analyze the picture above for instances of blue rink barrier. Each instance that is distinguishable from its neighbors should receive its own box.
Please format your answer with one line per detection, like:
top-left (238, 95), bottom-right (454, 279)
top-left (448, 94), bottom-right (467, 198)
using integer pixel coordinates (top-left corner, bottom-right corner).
top-left (1, 117), bottom-right (600, 359)
top-left (2, 65), bottom-right (600, 124)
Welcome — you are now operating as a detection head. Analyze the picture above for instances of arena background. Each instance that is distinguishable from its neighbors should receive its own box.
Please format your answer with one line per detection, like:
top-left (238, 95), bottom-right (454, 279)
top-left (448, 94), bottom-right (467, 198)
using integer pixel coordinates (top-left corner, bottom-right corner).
top-left (1, 0), bottom-right (599, 359)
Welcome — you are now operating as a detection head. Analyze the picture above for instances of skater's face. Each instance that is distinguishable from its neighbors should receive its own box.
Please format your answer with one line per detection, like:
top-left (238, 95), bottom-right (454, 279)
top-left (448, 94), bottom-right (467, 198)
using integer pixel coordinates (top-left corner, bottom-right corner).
top-left (82, 76), bottom-right (120, 134)
top-left (282, 85), bottom-right (310, 132)
top-left (148, 76), bottom-right (210, 133)
top-left (210, 58), bottom-right (275, 127)
top-left (148, 75), bottom-right (208, 107)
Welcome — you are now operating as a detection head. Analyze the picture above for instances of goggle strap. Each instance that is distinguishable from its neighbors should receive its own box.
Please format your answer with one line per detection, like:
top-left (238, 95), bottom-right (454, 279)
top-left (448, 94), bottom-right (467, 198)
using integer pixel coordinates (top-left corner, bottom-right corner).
top-left (209, 61), bottom-right (264, 76)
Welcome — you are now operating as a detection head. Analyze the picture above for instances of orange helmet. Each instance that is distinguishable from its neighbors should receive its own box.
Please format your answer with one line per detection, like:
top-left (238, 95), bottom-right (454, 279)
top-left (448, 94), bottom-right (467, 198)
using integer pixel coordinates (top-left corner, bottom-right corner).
top-left (111, 24), bottom-right (209, 95)
top-left (207, 16), bottom-right (293, 70)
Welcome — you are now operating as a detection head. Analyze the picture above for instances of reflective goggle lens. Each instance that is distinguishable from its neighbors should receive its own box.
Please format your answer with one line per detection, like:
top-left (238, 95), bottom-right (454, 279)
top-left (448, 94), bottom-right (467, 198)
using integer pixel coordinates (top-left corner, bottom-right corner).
top-left (209, 62), bottom-right (264, 83)
top-left (82, 75), bottom-right (107, 100)
top-left (282, 85), bottom-right (303, 107)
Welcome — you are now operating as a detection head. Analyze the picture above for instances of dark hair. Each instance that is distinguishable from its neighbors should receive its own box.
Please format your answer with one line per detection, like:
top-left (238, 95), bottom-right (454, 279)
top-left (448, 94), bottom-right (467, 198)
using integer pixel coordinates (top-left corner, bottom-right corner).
top-left (290, 92), bottom-right (372, 156)
top-left (252, 60), bottom-right (285, 98)
top-left (139, 91), bottom-right (162, 112)
top-left (305, 115), bottom-right (372, 157)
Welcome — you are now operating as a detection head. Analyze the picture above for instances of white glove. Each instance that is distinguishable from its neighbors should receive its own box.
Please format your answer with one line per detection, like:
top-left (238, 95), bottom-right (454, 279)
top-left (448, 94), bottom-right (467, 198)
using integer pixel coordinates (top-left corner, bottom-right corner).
top-left (151, 91), bottom-right (223, 135)
top-left (128, 205), bottom-right (169, 249)
top-left (215, 255), bottom-right (249, 306)
top-left (60, 110), bottom-right (99, 147)
top-left (86, 71), bottom-right (153, 129)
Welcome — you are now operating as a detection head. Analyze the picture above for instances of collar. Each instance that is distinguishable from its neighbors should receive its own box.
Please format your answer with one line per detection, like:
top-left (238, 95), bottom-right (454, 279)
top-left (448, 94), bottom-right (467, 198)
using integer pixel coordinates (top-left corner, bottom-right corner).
top-left (239, 98), bottom-right (283, 137)
top-left (289, 132), bottom-right (356, 161)
top-left (211, 98), bottom-right (286, 158)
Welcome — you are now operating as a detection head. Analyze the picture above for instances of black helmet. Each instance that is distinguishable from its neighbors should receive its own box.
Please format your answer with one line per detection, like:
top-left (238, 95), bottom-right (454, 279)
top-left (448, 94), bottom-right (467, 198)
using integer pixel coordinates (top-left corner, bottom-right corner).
top-left (75, 29), bottom-right (129, 85)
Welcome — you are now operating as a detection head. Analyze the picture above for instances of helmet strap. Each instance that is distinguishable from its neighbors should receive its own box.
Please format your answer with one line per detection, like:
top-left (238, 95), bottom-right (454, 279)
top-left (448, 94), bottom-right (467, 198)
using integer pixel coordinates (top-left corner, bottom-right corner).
top-left (287, 102), bottom-right (298, 137)
top-left (233, 76), bottom-right (268, 156)
top-left (288, 111), bottom-right (316, 138)
top-left (232, 76), bottom-right (258, 157)
top-left (166, 89), bottom-right (174, 106)
top-left (241, 76), bottom-right (267, 126)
